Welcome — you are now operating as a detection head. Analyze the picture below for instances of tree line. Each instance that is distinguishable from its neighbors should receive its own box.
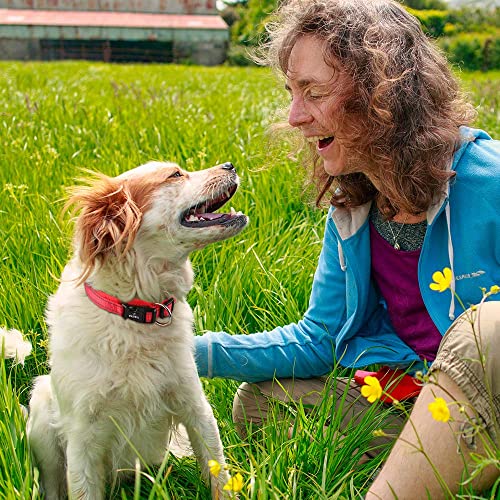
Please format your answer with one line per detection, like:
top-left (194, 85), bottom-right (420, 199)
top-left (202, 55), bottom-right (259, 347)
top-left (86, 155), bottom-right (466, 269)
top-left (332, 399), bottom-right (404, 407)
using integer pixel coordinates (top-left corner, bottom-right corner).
top-left (221, 0), bottom-right (500, 71)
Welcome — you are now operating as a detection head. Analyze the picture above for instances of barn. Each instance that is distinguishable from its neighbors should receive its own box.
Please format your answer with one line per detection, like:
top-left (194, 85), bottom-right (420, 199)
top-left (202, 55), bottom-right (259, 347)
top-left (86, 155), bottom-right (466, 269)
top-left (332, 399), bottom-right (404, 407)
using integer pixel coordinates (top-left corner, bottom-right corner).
top-left (0, 1), bottom-right (229, 65)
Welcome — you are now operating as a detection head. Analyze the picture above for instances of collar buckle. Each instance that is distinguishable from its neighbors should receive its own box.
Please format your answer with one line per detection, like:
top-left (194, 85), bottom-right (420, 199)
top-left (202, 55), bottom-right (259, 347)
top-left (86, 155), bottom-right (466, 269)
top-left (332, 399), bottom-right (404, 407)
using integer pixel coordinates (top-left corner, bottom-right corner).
top-left (122, 303), bottom-right (156, 324)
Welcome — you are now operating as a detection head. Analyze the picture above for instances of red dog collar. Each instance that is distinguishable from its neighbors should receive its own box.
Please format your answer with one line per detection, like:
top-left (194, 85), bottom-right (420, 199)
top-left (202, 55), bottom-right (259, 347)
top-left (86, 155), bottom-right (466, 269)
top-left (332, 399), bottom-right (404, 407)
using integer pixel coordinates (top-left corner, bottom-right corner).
top-left (84, 282), bottom-right (175, 327)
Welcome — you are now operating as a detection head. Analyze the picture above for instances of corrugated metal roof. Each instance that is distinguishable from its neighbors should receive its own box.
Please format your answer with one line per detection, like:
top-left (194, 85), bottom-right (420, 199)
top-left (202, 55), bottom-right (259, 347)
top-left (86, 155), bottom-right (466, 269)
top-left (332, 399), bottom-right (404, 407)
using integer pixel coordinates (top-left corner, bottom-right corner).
top-left (0, 8), bottom-right (227, 30)
top-left (1, 1), bottom-right (217, 15)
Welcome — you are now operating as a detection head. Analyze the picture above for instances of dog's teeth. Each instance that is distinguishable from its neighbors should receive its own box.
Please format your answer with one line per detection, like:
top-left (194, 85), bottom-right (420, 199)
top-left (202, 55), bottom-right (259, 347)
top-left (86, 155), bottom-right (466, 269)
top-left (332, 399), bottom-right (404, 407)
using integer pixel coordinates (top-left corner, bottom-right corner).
top-left (230, 206), bottom-right (236, 215)
top-left (187, 215), bottom-right (199, 222)
top-left (226, 190), bottom-right (231, 198)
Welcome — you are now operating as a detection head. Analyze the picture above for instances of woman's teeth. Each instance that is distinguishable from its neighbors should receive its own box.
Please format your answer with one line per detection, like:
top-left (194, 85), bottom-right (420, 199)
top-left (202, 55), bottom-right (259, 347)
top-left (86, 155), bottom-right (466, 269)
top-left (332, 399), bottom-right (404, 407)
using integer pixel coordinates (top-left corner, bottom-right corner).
top-left (306, 135), bottom-right (333, 143)
top-left (306, 135), bottom-right (335, 150)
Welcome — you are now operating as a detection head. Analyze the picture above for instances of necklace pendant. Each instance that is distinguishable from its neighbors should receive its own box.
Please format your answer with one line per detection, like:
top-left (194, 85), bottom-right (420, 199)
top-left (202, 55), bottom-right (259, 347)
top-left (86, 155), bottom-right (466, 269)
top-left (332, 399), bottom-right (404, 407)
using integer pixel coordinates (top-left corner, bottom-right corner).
top-left (394, 242), bottom-right (400, 250)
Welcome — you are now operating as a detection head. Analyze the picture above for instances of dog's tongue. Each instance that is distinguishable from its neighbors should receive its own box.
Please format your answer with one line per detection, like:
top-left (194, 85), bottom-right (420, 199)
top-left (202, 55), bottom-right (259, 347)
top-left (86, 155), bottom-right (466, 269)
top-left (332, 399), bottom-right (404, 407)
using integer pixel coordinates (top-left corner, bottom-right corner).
top-left (199, 212), bottom-right (225, 220)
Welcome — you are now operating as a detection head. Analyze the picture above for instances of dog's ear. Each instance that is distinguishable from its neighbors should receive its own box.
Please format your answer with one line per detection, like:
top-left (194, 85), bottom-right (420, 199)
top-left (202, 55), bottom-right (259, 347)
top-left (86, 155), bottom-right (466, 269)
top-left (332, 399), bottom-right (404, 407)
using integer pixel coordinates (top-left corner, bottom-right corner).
top-left (65, 173), bottom-right (142, 283)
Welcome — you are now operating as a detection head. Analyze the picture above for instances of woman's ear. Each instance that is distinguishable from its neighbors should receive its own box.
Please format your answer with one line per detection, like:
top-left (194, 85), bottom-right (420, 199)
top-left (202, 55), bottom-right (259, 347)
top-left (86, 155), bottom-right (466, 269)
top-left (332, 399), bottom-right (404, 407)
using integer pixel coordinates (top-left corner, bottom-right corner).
top-left (65, 173), bottom-right (142, 283)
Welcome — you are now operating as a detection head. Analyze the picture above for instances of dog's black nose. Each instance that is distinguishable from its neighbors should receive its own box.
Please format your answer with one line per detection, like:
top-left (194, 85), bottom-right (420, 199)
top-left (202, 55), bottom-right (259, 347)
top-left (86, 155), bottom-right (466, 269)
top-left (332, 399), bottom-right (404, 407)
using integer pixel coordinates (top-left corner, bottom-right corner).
top-left (221, 162), bottom-right (235, 171)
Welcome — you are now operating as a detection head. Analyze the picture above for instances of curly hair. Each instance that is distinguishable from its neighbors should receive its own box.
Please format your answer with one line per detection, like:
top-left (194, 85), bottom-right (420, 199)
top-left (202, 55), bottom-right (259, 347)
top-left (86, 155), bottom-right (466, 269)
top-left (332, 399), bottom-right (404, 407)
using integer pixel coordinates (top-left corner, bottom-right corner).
top-left (260, 0), bottom-right (477, 217)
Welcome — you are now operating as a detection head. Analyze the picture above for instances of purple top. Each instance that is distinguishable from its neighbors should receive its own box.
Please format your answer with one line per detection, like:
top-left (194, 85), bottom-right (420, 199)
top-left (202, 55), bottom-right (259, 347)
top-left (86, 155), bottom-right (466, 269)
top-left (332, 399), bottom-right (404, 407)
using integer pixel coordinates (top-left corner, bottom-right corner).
top-left (369, 223), bottom-right (442, 361)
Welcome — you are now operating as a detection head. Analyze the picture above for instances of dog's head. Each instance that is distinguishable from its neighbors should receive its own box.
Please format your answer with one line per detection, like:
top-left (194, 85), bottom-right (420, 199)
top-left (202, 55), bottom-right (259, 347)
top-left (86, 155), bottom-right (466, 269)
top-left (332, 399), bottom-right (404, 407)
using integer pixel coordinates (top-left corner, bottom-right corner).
top-left (67, 161), bottom-right (248, 282)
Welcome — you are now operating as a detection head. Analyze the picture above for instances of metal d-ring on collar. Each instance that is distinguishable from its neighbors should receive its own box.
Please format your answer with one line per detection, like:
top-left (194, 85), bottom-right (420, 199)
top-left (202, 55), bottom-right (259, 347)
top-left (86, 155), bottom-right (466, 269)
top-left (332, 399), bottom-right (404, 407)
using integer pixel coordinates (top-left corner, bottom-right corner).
top-left (154, 302), bottom-right (173, 327)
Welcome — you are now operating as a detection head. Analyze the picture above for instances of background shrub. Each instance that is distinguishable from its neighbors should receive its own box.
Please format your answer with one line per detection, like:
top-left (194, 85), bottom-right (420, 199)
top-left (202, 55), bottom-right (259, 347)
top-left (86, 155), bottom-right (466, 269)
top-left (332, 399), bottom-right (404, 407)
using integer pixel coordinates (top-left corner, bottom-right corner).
top-left (222, 1), bottom-right (500, 71)
top-left (440, 31), bottom-right (500, 71)
top-left (407, 7), bottom-right (450, 37)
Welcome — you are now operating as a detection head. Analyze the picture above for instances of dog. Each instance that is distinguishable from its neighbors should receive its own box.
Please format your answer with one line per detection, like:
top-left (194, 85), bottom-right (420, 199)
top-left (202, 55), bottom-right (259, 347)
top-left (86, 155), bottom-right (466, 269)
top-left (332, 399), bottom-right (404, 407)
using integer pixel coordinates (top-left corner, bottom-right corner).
top-left (2, 161), bottom-right (248, 499)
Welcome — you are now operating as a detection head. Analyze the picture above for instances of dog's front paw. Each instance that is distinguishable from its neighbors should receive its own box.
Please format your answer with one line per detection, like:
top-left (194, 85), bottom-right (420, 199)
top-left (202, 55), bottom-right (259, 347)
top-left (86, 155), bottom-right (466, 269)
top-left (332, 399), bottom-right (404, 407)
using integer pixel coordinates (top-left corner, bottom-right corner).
top-left (211, 470), bottom-right (241, 500)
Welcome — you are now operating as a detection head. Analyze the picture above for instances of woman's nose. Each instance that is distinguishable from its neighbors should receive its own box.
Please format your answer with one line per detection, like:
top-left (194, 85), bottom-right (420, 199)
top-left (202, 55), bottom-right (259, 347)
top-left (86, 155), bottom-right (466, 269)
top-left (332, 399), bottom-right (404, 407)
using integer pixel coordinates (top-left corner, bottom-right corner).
top-left (288, 96), bottom-right (313, 128)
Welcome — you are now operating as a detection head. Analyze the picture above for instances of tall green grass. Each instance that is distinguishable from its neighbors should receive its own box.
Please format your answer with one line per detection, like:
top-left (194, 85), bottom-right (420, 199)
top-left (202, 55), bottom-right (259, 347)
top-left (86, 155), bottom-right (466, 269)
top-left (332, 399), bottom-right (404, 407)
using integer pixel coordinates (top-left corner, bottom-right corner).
top-left (0, 62), bottom-right (498, 499)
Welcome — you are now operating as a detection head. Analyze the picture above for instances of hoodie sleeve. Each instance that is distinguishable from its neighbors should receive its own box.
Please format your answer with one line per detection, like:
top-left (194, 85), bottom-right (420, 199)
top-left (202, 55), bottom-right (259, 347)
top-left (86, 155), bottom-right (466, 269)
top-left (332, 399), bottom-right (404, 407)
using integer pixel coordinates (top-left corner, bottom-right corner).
top-left (194, 213), bottom-right (348, 382)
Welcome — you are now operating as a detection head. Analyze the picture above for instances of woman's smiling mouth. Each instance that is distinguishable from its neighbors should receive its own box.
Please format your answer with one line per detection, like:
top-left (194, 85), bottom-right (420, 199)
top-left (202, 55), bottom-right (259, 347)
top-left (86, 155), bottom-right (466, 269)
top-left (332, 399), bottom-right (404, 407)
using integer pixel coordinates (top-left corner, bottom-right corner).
top-left (306, 135), bottom-right (335, 150)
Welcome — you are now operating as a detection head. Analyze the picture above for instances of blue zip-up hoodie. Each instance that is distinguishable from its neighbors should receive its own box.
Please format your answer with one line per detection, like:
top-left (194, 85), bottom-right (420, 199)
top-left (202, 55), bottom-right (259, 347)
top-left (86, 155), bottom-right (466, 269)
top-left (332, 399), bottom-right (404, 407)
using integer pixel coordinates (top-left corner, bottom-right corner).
top-left (194, 127), bottom-right (500, 382)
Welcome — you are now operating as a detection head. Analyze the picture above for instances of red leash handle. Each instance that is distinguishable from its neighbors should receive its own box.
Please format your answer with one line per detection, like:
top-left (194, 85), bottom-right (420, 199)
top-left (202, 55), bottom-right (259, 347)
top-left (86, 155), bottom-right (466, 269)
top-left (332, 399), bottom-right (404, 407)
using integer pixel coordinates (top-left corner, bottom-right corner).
top-left (355, 366), bottom-right (422, 402)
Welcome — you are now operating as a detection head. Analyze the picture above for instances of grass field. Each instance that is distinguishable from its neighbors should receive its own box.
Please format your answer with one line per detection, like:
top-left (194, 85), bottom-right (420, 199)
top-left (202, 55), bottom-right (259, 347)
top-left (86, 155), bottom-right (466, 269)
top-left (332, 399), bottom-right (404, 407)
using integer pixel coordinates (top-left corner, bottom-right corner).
top-left (0, 62), bottom-right (499, 499)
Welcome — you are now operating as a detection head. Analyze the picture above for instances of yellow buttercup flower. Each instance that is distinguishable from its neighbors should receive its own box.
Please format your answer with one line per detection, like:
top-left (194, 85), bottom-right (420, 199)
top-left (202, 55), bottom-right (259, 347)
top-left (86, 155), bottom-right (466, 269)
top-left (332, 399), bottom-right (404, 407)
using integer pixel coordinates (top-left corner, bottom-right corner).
top-left (361, 376), bottom-right (382, 403)
top-left (489, 285), bottom-right (500, 295)
top-left (428, 397), bottom-right (450, 422)
top-left (223, 473), bottom-right (244, 492)
top-left (208, 459), bottom-right (221, 478)
top-left (429, 267), bottom-right (453, 292)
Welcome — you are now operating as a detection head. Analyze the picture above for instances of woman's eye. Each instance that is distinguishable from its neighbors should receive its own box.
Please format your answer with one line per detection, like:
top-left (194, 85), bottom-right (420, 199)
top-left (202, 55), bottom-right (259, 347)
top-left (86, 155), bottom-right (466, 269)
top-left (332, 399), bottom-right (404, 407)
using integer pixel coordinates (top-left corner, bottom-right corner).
top-left (169, 171), bottom-right (182, 178)
top-left (307, 92), bottom-right (323, 101)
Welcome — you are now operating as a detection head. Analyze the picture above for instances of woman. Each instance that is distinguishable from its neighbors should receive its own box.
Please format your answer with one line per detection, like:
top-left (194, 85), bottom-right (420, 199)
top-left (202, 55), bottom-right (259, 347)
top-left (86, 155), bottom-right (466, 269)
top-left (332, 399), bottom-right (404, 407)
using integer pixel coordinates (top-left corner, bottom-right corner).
top-left (195, 1), bottom-right (500, 497)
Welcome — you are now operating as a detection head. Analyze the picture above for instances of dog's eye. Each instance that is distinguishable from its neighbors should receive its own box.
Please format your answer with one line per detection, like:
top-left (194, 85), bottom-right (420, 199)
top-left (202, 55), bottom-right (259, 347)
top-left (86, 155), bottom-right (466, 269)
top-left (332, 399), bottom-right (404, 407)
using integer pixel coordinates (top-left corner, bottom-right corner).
top-left (169, 171), bottom-right (183, 179)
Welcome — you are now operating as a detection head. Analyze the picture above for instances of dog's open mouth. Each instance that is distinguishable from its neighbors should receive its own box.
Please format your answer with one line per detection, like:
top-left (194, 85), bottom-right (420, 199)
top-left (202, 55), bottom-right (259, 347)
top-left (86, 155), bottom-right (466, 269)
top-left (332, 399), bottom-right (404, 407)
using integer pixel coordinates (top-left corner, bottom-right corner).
top-left (181, 184), bottom-right (245, 228)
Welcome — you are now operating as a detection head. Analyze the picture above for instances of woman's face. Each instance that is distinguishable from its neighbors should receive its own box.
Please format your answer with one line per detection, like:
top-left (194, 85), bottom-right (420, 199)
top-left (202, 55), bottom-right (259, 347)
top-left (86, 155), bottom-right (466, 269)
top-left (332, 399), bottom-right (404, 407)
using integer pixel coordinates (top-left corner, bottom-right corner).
top-left (286, 36), bottom-right (355, 177)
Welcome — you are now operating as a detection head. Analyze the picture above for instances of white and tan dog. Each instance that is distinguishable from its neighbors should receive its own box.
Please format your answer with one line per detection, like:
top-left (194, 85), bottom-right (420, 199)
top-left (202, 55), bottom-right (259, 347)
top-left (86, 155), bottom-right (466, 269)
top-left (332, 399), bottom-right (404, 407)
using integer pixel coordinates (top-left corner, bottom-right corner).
top-left (2, 161), bottom-right (248, 499)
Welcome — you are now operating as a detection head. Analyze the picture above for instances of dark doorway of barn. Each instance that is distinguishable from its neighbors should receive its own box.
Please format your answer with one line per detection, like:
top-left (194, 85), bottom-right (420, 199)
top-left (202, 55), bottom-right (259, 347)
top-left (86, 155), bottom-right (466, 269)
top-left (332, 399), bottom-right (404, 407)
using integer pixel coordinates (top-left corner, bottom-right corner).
top-left (40, 39), bottom-right (174, 63)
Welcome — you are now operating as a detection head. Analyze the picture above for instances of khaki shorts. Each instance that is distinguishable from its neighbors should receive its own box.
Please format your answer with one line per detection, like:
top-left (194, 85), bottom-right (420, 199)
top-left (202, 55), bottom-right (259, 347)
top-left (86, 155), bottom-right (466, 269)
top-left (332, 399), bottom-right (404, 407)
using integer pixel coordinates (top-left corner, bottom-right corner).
top-left (430, 300), bottom-right (499, 443)
top-left (233, 300), bottom-right (500, 451)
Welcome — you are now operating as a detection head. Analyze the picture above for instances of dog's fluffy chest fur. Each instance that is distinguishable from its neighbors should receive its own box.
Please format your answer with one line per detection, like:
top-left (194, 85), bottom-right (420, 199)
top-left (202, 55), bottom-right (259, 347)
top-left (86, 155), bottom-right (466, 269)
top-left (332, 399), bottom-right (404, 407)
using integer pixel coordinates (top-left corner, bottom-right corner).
top-left (46, 260), bottom-right (196, 416)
